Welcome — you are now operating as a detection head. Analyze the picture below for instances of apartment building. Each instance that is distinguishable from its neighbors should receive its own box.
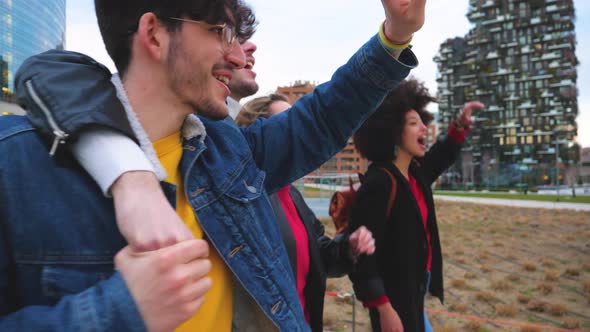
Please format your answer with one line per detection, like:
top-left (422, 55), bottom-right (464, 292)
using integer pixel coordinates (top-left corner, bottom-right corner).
top-left (434, 0), bottom-right (578, 186)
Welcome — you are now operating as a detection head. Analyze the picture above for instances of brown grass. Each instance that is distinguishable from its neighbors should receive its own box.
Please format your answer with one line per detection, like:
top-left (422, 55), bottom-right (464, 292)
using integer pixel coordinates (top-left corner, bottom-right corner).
top-left (322, 315), bottom-right (336, 329)
top-left (474, 291), bottom-right (496, 303)
top-left (536, 282), bottom-right (554, 295)
top-left (480, 265), bottom-right (493, 273)
top-left (491, 279), bottom-right (511, 291)
top-left (541, 258), bottom-right (556, 268)
top-left (495, 303), bottom-right (518, 317)
top-left (544, 270), bottom-right (560, 282)
top-left (526, 300), bottom-right (548, 312)
top-left (492, 241), bottom-right (504, 247)
top-left (450, 278), bottom-right (467, 289)
top-left (562, 317), bottom-right (581, 329)
top-left (563, 234), bottom-right (576, 241)
top-left (463, 320), bottom-right (483, 331)
top-left (564, 268), bottom-right (580, 277)
top-left (321, 202), bottom-right (590, 331)
top-left (506, 253), bottom-right (517, 261)
top-left (478, 251), bottom-right (489, 260)
top-left (516, 293), bottom-right (530, 304)
top-left (523, 262), bottom-right (537, 272)
top-left (449, 302), bottom-right (468, 313)
top-left (520, 326), bottom-right (542, 332)
top-left (431, 326), bottom-right (457, 332)
top-left (505, 274), bottom-right (520, 282)
top-left (547, 303), bottom-right (568, 317)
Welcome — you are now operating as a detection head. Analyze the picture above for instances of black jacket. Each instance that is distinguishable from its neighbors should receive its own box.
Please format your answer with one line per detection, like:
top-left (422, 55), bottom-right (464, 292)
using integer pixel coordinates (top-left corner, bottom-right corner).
top-left (269, 186), bottom-right (352, 332)
top-left (348, 135), bottom-right (461, 332)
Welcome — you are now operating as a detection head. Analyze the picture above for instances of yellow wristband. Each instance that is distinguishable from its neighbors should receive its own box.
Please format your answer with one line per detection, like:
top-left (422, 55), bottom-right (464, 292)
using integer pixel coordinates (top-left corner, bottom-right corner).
top-left (378, 22), bottom-right (412, 51)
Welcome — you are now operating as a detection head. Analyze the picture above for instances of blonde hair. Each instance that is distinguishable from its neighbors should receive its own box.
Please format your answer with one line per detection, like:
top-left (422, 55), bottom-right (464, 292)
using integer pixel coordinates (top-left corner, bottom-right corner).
top-left (235, 93), bottom-right (289, 127)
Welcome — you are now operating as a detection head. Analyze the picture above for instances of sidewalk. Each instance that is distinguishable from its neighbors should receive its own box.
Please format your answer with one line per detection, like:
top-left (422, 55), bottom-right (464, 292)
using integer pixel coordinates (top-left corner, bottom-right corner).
top-left (433, 195), bottom-right (590, 211)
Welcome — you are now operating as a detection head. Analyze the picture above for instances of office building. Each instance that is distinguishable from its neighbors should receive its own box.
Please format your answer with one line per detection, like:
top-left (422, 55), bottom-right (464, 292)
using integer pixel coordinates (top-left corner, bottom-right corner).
top-left (1, 0), bottom-right (66, 102)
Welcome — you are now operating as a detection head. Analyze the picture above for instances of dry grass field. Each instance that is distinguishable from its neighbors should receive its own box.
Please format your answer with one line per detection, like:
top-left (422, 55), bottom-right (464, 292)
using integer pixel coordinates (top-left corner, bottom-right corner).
top-left (321, 201), bottom-right (590, 332)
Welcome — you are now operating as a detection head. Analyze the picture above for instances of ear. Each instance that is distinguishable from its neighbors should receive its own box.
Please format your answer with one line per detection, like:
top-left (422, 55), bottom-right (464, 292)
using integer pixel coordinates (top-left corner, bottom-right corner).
top-left (135, 12), bottom-right (170, 63)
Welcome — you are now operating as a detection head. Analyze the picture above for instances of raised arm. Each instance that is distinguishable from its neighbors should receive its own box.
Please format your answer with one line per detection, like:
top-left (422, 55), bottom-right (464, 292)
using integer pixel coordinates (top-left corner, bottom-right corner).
top-left (420, 101), bottom-right (484, 184)
top-left (242, 0), bottom-right (426, 192)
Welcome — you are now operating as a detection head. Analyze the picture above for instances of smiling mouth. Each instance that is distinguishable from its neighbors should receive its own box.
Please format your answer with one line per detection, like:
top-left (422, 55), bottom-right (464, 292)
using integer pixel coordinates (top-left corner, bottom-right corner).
top-left (244, 60), bottom-right (254, 70)
top-left (214, 75), bottom-right (230, 85)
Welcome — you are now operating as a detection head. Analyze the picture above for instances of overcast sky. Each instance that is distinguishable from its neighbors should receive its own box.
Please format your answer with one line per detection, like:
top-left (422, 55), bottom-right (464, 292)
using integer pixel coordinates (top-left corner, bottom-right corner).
top-left (66, 0), bottom-right (590, 147)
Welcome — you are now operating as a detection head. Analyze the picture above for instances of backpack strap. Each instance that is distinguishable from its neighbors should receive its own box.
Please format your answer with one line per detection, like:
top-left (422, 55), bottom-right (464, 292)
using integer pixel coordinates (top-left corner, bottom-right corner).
top-left (379, 167), bottom-right (397, 219)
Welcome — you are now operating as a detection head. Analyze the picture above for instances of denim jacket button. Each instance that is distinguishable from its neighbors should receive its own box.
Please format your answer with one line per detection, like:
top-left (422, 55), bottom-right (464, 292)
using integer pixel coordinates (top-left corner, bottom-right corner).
top-left (244, 182), bottom-right (257, 194)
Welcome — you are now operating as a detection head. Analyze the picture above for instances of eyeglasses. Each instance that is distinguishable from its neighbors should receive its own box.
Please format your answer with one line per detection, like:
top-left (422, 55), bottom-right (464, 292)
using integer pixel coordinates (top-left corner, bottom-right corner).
top-left (168, 17), bottom-right (237, 52)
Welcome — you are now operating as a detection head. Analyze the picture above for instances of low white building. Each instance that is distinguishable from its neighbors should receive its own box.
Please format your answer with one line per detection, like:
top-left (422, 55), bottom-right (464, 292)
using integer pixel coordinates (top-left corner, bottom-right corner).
top-left (0, 101), bottom-right (25, 116)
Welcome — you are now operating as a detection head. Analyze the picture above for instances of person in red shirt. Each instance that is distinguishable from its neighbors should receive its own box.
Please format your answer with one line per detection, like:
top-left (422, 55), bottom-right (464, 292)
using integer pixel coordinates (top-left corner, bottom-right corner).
top-left (236, 93), bottom-right (376, 332)
top-left (348, 78), bottom-right (484, 332)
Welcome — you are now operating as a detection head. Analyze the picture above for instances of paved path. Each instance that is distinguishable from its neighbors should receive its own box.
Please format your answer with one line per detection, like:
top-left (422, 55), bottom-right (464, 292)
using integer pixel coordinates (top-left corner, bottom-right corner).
top-left (304, 196), bottom-right (590, 218)
top-left (304, 198), bottom-right (331, 218)
top-left (433, 195), bottom-right (590, 211)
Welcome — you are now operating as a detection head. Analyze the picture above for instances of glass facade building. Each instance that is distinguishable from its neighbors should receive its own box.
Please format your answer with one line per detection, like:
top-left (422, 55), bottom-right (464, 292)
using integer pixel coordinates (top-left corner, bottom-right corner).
top-left (1, 0), bottom-right (65, 101)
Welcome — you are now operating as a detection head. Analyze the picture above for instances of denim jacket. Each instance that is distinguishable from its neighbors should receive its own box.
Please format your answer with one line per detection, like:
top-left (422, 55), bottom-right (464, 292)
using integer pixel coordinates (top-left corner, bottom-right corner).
top-left (0, 34), bottom-right (417, 331)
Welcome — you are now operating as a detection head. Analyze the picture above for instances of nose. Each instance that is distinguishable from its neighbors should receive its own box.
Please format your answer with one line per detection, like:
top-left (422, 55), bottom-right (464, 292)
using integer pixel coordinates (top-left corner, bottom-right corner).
top-left (225, 41), bottom-right (246, 69)
top-left (241, 41), bottom-right (257, 56)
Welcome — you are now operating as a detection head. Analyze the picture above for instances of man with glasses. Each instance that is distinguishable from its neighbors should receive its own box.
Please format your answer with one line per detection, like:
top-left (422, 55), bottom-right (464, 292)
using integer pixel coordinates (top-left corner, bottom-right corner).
top-left (1, 0), bottom-right (426, 331)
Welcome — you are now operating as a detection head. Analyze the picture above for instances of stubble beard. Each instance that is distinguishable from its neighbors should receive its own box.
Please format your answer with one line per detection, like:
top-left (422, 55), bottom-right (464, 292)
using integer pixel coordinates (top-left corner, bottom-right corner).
top-left (229, 78), bottom-right (259, 100)
top-left (167, 35), bottom-right (228, 120)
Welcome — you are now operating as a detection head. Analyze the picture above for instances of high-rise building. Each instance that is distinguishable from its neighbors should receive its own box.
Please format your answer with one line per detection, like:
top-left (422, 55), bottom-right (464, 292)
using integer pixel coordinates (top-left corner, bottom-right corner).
top-left (434, 0), bottom-right (578, 187)
top-left (276, 81), bottom-right (368, 175)
top-left (0, 0), bottom-right (66, 102)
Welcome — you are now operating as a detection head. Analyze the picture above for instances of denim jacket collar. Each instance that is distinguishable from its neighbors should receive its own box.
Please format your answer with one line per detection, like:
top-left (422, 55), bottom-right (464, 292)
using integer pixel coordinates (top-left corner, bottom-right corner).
top-left (110, 74), bottom-right (207, 181)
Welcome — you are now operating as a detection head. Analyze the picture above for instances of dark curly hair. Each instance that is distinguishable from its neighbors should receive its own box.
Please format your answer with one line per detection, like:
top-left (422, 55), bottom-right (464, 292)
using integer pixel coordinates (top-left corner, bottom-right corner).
top-left (95, 0), bottom-right (257, 76)
top-left (354, 78), bottom-right (435, 162)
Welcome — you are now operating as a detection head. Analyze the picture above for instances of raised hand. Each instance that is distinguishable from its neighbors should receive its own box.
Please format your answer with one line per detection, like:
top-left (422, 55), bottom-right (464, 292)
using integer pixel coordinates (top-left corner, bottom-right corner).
top-left (348, 226), bottom-right (376, 261)
top-left (381, 0), bottom-right (427, 43)
top-left (112, 171), bottom-right (194, 252)
top-left (456, 101), bottom-right (485, 129)
top-left (116, 239), bottom-right (212, 332)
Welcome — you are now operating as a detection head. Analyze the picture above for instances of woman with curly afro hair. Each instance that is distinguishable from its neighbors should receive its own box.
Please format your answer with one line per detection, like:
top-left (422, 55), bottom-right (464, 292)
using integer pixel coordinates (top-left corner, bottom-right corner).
top-left (348, 78), bottom-right (483, 332)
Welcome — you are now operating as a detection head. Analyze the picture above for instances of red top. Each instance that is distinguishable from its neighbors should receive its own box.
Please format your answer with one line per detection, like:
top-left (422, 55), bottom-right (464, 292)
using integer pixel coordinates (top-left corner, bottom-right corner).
top-left (408, 174), bottom-right (431, 271)
top-left (276, 186), bottom-right (311, 322)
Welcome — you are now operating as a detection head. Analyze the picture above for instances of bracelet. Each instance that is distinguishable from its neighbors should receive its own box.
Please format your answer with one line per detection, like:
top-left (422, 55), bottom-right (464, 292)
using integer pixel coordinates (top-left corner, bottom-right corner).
top-left (378, 21), bottom-right (413, 52)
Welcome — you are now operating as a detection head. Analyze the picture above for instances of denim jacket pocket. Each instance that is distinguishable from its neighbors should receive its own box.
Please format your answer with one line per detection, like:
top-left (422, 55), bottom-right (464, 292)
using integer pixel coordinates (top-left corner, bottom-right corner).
top-left (41, 264), bottom-right (114, 303)
top-left (223, 163), bottom-right (265, 203)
